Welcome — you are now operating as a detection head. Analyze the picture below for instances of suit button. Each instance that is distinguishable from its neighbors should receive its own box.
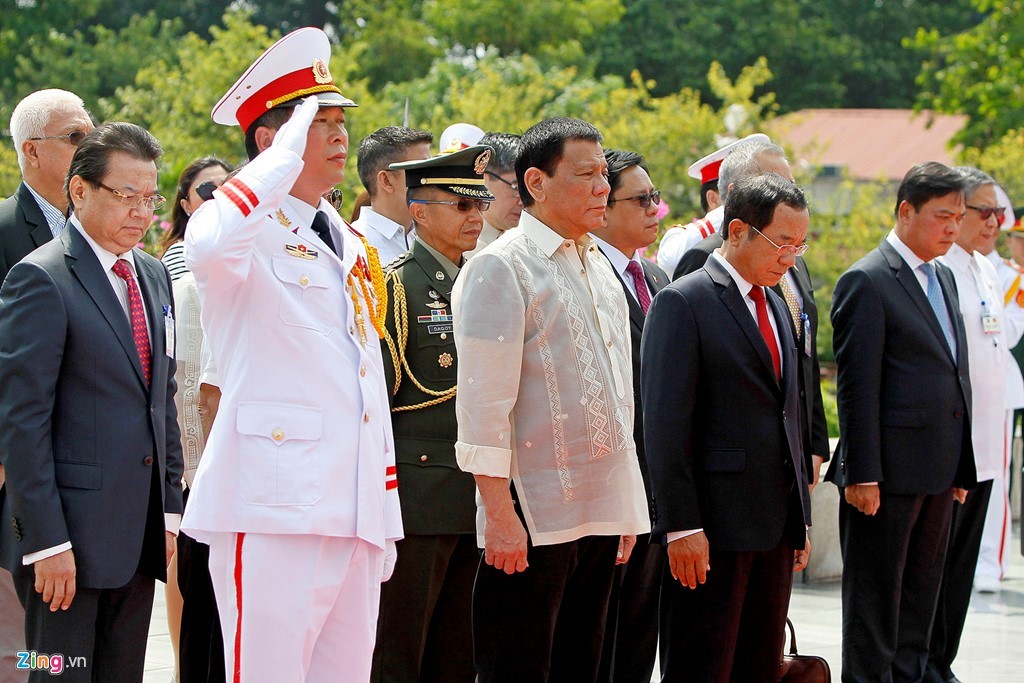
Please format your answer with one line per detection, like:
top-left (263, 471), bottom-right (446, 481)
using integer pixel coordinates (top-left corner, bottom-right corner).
top-left (954, 410), bottom-right (963, 418)
top-left (143, 456), bottom-right (154, 466)
top-left (799, 390), bottom-right (806, 398)
top-left (272, 428), bottom-right (284, 442)
top-left (420, 455), bottom-right (428, 462)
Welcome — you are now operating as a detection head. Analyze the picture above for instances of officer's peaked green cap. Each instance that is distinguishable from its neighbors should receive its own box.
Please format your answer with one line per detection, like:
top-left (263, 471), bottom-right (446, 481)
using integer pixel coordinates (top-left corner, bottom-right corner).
top-left (390, 145), bottom-right (496, 200)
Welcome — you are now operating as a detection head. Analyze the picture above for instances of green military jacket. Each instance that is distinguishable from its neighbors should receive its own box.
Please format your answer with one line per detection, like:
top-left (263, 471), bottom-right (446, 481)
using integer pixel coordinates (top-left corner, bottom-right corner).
top-left (380, 240), bottom-right (476, 535)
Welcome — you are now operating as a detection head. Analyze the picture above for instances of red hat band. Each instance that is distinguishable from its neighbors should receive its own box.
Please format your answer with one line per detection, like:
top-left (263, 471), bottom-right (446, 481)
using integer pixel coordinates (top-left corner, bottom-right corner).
top-left (235, 63), bottom-right (343, 132)
top-left (700, 159), bottom-right (723, 185)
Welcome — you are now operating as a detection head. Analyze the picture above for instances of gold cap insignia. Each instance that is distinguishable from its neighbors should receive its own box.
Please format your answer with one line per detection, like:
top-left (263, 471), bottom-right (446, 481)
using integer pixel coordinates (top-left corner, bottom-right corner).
top-left (474, 149), bottom-right (492, 175)
top-left (312, 58), bottom-right (332, 85)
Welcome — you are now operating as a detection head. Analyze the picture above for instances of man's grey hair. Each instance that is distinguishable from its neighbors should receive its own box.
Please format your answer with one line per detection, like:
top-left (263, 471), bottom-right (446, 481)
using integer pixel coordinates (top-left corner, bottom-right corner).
top-left (953, 166), bottom-right (997, 200)
top-left (718, 139), bottom-right (787, 203)
top-left (10, 89), bottom-right (86, 170)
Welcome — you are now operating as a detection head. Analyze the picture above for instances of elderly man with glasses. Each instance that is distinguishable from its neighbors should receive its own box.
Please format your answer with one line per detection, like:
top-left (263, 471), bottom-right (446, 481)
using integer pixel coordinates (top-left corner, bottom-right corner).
top-left (643, 171), bottom-right (813, 682)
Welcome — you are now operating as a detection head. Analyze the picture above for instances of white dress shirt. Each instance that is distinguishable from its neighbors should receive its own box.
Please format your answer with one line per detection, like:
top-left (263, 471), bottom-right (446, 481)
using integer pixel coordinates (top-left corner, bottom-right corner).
top-left (24, 181), bottom-right (68, 237)
top-left (351, 206), bottom-right (410, 265)
top-left (453, 211), bottom-right (650, 546)
top-left (589, 233), bottom-right (652, 306)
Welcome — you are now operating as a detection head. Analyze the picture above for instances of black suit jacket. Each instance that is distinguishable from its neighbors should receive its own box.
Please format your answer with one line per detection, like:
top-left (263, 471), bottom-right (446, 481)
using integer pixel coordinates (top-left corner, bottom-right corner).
top-left (0, 224), bottom-right (184, 588)
top-left (0, 182), bottom-right (58, 285)
top-left (642, 256), bottom-right (810, 552)
top-left (597, 248), bottom-right (668, 508)
top-left (671, 233), bottom-right (829, 473)
top-left (826, 239), bottom-right (976, 493)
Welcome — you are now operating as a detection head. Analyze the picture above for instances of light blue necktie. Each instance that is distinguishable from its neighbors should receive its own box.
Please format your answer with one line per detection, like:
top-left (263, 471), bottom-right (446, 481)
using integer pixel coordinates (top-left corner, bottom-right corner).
top-left (919, 262), bottom-right (957, 358)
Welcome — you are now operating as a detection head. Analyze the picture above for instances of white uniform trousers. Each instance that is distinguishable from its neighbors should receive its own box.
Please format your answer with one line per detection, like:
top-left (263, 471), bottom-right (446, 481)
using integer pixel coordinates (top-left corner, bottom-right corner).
top-left (208, 532), bottom-right (384, 682)
top-left (977, 413), bottom-right (1014, 582)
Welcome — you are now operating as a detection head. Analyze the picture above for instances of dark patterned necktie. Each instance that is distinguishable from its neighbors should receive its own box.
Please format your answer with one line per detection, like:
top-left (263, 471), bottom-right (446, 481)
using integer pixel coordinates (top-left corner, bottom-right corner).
top-left (111, 259), bottom-right (151, 385)
top-left (625, 260), bottom-right (651, 314)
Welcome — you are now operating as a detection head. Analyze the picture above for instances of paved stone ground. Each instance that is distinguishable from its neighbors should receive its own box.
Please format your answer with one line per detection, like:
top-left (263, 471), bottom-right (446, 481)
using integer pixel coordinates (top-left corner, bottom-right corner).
top-left (143, 526), bottom-right (1024, 682)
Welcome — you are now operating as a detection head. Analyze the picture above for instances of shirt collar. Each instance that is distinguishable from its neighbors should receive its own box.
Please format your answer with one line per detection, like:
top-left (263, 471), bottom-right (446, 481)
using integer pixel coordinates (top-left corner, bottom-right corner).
top-left (24, 181), bottom-right (68, 236)
top-left (359, 207), bottom-right (405, 240)
top-left (520, 211), bottom-right (590, 258)
top-left (710, 250), bottom-right (755, 299)
top-left (70, 214), bottom-right (137, 274)
top-left (942, 242), bottom-right (974, 272)
top-left (886, 229), bottom-right (929, 271)
top-left (588, 233), bottom-right (636, 277)
top-left (415, 236), bottom-right (461, 280)
top-left (984, 248), bottom-right (1002, 269)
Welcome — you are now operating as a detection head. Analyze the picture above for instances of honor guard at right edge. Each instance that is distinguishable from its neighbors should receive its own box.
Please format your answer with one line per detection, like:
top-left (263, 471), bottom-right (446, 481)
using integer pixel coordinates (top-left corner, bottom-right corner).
top-left (371, 145), bottom-right (494, 682)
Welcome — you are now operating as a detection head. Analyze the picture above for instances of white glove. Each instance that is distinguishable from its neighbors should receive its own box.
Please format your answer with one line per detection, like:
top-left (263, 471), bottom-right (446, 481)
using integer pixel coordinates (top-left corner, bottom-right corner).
top-left (272, 95), bottom-right (319, 157)
top-left (382, 539), bottom-right (397, 582)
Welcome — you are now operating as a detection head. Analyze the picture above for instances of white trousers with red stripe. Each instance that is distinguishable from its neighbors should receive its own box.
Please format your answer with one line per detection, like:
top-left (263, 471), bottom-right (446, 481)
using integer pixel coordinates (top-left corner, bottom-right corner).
top-left (977, 413), bottom-right (1014, 582)
top-left (208, 532), bottom-right (384, 683)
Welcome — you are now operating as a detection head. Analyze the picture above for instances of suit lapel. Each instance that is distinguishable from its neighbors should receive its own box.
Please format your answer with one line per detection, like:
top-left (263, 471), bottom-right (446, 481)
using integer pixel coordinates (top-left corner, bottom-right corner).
top-left (16, 183), bottom-right (58, 248)
top-left (936, 262), bottom-right (966, 367)
top-left (706, 257), bottom-right (779, 385)
top-left (66, 228), bottom-right (149, 388)
top-left (881, 241), bottom-right (956, 365)
top-left (597, 246), bottom-right (645, 331)
top-left (410, 240), bottom-right (454, 302)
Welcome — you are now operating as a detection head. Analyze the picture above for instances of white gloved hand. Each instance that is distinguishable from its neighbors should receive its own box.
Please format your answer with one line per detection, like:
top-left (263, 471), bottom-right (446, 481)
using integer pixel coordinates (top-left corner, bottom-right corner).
top-left (271, 95), bottom-right (319, 157)
top-left (382, 539), bottom-right (397, 582)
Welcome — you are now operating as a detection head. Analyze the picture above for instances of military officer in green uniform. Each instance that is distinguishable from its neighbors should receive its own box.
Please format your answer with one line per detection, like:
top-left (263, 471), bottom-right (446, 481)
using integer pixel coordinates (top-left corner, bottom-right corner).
top-left (371, 145), bottom-right (494, 682)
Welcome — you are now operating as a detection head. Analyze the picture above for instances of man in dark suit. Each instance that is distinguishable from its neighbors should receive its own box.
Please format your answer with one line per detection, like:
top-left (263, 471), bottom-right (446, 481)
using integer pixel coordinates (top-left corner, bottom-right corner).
top-left (643, 172), bottom-right (812, 682)
top-left (371, 146), bottom-right (493, 682)
top-left (0, 122), bottom-right (183, 682)
top-left (673, 138), bottom-right (831, 490)
top-left (0, 92), bottom-right (93, 674)
top-left (590, 148), bottom-right (668, 683)
top-left (826, 161), bottom-right (976, 682)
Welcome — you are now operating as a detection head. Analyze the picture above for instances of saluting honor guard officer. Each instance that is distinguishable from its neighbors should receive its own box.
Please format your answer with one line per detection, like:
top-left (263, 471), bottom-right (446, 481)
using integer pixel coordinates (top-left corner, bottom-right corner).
top-left (181, 28), bottom-right (403, 682)
top-left (371, 145), bottom-right (494, 682)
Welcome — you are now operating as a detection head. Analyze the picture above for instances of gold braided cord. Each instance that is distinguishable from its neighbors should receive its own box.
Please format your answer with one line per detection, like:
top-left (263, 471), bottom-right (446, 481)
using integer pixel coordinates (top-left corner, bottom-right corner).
top-left (385, 268), bottom-right (457, 411)
top-left (350, 237), bottom-right (388, 339)
top-left (382, 270), bottom-right (403, 396)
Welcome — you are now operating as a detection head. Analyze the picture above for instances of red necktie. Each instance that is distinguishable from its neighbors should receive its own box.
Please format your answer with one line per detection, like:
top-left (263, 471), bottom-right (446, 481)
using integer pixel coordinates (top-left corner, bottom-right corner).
top-left (749, 285), bottom-right (780, 381)
top-left (112, 259), bottom-right (152, 385)
top-left (625, 260), bottom-right (651, 314)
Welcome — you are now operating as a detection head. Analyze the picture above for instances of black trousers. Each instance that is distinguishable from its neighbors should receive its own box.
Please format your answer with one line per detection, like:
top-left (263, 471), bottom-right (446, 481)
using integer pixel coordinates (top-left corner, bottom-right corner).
top-left (13, 567), bottom-right (154, 683)
top-left (658, 538), bottom-right (794, 683)
top-left (597, 533), bottom-right (663, 683)
top-left (926, 479), bottom-right (993, 681)
top-left (176, 525), bottom-right (225, 683)
top-left (473, 534), bottom-right (619, 683)
top-left (372, 533), bottom-right (479, 683)
top-left (839, 490), bottom-right (954, 683)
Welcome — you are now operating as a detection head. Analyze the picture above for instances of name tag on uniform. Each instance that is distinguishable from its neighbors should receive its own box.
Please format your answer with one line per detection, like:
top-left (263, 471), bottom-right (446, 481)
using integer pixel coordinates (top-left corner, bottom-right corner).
top-left (427, 323), bottom-right (453, 335)
top-left (982, 314), bottom-right (1001, 335)
top-left (163, 305), bottom-right (175, 357)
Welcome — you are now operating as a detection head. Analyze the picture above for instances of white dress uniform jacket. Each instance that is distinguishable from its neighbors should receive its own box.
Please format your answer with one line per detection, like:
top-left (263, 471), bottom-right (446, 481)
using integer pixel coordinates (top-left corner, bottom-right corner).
top-left (656, 206), bottom-right (723, 275)
top-left (181, 143), bottom-right (403, 549)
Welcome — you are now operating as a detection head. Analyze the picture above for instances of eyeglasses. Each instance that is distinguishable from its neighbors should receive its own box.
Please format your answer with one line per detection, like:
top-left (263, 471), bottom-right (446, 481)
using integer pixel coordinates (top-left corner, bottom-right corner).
top-left (748, 223), bottom-right (810, 258)
top-left (409, 198), bottom-right (491, 212)
top-left (485, 171), bottom-right (519, 193)
top-left (966, 204), bottom-right (1006, 222)
top-left (29, 131), bottom-right (88, 147)
top-left (94, 181), bottom-right (166, 211)
top-left (607, 190), bottom-right (661, 209)
top-left (193, 181), bottom-right (220, 202)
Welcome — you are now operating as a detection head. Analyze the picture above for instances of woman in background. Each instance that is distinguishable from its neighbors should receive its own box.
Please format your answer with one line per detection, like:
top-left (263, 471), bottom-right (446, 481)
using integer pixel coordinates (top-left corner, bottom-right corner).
top-left (161, 157), bottom-right (231, 281)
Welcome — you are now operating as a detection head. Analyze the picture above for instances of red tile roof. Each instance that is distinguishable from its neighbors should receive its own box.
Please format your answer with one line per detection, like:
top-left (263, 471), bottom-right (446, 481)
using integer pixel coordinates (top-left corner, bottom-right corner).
top-left (771, 109), bottom-right (967, 181)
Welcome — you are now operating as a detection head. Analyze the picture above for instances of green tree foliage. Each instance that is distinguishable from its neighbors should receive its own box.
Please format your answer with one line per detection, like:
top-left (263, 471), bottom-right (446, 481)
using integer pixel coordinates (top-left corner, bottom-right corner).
top-left (914, 0), bottom-right (1024, 148)
top-left (596, 0), bottom-right (978, 110)
top-left (959, 128), bottom-right (1024, 205)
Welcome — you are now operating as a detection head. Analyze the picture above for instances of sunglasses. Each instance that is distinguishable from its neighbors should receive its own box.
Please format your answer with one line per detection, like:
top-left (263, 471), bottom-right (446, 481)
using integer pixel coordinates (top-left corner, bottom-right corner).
top-left (193, 181), bottom-right (219, 202)
top-left (29, 130), bottom-right (88, 147)
top-left (409, 198), bottom-right (492, 212)
top-left (485, 171), bottom-right (519, 193)
top-left (607, 189), bottom-right (661, 209)
top-left (966, 204), bottom-right (1006, 222)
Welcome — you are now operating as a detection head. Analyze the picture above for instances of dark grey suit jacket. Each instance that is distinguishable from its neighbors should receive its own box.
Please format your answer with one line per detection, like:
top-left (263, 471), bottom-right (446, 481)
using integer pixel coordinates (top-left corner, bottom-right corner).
top-left (642, 255), bottom-right (810, 552)
top-left (826, 239), bottom-right (976, 493)
top-left (597, 248), bottom-right (668, 514)
top-left (0, 182), bottom-right (58, 285)
top-left (0, 224), bottom-right (184, 588)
